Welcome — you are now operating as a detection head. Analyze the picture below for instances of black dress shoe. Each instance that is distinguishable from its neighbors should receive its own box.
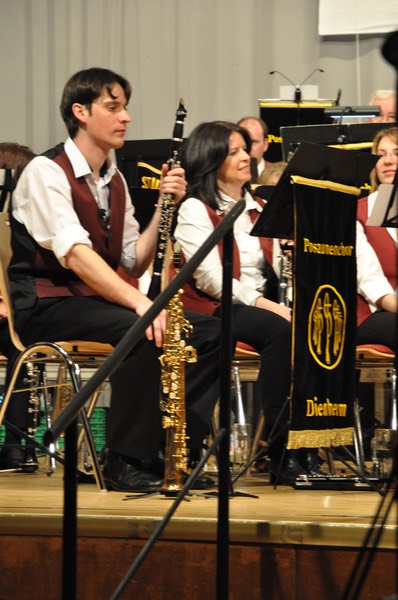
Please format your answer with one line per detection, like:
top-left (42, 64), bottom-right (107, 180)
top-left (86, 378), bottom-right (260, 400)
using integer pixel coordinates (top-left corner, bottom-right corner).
top-left (183, 462), bottom-right (215, 490)
top-left (143, 452), bottom-right (215, 490)
top-left (19, 445), bottom-right (39, 473)
top-left (299, 450), bottom-right (329, 477)
top-left (0, 444), bottom-right (38, 472)
top-left (268, 452), bottom-right (308, 485)
top-left (0, 444), bottom-right (24, 471)
top-left (102, 456), bottom-right (162, 492)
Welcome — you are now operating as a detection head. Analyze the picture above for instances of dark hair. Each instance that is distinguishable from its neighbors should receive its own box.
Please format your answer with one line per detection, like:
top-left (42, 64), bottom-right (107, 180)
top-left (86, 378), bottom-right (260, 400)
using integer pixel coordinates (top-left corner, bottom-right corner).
top-left (0, 142), bottom-right (36, 186)
top-left (60, 67), bottom-right (132, 138)
top-left (181, 121), bottom-right (252, 210)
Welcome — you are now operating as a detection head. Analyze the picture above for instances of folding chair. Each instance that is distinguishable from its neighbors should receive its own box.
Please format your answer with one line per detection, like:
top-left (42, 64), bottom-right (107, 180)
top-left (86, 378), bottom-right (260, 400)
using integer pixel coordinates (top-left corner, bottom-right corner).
top-left (0, 211), bottom-right (112, 490)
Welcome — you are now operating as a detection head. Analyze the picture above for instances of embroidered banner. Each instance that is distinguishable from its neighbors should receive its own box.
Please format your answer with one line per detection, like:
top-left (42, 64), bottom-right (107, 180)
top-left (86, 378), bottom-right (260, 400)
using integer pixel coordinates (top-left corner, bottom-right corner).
top-left (287, 177), bottom-right (359, 449)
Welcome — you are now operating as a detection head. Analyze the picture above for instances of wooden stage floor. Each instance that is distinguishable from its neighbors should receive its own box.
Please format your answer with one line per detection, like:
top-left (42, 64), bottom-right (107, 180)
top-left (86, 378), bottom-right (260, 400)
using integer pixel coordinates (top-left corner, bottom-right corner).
top-left (0, 457), bottom-right (397, 600)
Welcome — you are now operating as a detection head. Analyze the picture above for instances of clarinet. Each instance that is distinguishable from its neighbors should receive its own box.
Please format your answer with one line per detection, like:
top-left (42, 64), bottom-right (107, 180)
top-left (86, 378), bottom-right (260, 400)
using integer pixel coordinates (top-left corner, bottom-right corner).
top-left (278, 243), bottom-right (293, 307)
top-left (147, 99), bottom-right (187, 300)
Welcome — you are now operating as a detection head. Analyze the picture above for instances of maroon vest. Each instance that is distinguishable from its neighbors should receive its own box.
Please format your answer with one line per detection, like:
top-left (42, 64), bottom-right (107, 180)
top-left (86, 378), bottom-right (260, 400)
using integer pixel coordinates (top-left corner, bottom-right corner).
top-left (357, 195), bottom-right (397, 326)
top-left (171, 197), bottom-right (273, 315)
top-left (11, 146), bottom-right (126, 302)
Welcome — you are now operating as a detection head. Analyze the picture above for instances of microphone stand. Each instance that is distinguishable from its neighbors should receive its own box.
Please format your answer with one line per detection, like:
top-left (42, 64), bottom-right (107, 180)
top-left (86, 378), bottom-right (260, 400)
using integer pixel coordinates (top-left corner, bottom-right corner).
top-left (269, 68), bottom-right (324, 125)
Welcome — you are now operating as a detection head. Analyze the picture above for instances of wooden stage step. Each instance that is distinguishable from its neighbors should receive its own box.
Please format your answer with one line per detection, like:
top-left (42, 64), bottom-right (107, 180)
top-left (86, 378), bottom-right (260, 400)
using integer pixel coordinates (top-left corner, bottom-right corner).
top-left (0, 458), bottom-right (396, 600)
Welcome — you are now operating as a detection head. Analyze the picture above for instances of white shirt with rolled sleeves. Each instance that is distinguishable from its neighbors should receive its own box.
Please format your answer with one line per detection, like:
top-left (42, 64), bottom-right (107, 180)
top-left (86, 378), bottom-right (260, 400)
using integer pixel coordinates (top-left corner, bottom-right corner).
top-left (12, 137), bottom-right (140, 274)
top-left (356, 191), bottom-right (397, 312)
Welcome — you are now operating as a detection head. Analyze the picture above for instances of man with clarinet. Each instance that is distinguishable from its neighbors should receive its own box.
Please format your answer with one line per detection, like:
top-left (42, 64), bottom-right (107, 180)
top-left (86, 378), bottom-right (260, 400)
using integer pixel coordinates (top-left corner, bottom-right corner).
top-left (8, 67), bottom-right (220, 492)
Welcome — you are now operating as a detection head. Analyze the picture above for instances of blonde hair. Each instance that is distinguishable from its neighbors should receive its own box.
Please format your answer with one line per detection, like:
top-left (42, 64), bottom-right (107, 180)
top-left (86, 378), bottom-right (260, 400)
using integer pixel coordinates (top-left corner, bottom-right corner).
top-left (370, 126), bottom-right (398, 191)
top-left (258, 161), bottom-right (287, 185)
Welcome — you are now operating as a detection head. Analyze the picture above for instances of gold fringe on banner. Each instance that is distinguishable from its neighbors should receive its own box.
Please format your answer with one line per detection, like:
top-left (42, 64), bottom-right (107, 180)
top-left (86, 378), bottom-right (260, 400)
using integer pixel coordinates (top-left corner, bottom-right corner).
top-left (287, 427), bottom-right (354, 450)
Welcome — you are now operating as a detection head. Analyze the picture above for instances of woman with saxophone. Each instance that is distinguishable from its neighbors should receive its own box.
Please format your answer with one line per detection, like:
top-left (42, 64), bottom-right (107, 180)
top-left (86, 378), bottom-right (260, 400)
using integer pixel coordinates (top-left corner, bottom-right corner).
top-left (8, 68), bottom-right (220, 492)
top-left (173, 121), bottom-right (326, 484)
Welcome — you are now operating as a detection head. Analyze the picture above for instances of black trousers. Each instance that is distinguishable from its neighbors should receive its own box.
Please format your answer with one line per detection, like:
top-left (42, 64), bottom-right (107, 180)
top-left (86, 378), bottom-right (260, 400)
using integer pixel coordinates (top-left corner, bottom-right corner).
top-left (0, 322), bottom-right (31, 435)
top-left (357, 310), bottom-right (397, 353)
top-left (214, 303), bottom-right (292, 457)
top-left (14, 296), bottom-right (221, 460)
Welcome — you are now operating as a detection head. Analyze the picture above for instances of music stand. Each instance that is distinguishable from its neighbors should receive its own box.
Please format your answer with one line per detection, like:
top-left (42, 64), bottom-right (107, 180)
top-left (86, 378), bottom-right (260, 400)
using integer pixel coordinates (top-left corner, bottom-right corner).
top-left (250, 142), bottom-right (379, 240)
top-left (280, 122), bottom-right (395, 161)
top-left (366, 183), bottom-right (398, 229)
top-left (115, 139), bottom-right (170, 186)
top-left (128, 186), bottom-right (158, 230)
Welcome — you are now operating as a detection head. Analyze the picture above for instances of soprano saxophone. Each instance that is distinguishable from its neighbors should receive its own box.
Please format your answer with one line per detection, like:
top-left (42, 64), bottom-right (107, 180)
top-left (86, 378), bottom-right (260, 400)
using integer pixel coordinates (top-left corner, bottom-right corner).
top-left (159, 246), bottom-right (197, 495)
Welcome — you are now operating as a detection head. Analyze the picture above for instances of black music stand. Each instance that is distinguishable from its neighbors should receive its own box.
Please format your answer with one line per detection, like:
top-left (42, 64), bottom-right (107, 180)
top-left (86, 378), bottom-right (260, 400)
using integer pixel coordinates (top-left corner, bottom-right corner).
top-left (250, 142), bottom-right (380, 490)
top-left (258, 99), bottom-right (335, 162)
top-left (251, 142), bottom-right (379, 240)
top-left (280, 122), bottom-right (396, 161)
top-left (115, 139), bottom-right (170, 187)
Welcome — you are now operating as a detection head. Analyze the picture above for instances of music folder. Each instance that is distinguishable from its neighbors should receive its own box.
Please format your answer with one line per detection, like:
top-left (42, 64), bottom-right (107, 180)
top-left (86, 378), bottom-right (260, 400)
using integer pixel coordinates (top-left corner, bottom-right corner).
top-left (250, 142), bottom-right (378, 239)
top-left (366, 183), bottom-right (398, 228)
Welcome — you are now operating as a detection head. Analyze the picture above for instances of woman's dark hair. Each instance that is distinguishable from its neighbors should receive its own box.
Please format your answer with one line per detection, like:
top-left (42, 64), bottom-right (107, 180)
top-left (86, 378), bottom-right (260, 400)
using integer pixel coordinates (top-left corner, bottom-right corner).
top-left (181, 120), bottom-right (252, 210)
top-left (60, 67), bottom-right (132, 138)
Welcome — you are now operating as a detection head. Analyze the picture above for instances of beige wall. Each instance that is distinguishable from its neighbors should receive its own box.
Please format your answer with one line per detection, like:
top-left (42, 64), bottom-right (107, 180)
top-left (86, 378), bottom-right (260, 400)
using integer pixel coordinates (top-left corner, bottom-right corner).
top-left (0, 0), bottom-right (396, 154)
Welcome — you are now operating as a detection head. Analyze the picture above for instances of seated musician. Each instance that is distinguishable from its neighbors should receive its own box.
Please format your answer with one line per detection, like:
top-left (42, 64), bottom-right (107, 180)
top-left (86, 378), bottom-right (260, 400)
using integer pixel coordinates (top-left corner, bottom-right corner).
top-left (0, 142), bottom-right (37, 472)
top-left (7, 67), bottom-right (220, 492)
top-left (237, 116), bottom-right (272, 181)
top-left (173, 120), bottom-right (327, 484)
top-left (356, 126), bottom-right (397, 353)
top-left (356, 126), bottom-right (397, 445)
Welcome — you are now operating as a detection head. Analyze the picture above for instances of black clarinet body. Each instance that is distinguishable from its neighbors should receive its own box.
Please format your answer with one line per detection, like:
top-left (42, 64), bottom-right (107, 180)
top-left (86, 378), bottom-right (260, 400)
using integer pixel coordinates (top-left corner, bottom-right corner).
top-left (147, 100), bottom-right (187, 300)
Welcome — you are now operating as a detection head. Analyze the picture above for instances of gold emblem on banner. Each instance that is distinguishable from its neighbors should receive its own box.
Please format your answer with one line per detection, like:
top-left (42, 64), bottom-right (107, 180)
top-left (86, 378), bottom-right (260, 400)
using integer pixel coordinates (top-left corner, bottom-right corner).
top-left (308, 285), bottom-right (346, 370)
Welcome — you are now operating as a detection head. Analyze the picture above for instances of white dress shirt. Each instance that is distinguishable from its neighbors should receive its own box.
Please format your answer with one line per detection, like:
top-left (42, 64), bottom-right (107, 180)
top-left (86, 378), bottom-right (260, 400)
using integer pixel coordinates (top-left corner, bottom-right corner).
top-left (175, 190), bottom-right (280, 306)
top-left (12, 138), bottom-right (140, 272)
top-left (356, 191), bottom-right (397, 311)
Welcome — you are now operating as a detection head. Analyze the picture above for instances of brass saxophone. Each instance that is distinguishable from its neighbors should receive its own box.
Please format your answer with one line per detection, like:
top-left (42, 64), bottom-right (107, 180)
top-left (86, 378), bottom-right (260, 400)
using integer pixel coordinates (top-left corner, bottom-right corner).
top-left (159, 247), bottom-right (197, 496)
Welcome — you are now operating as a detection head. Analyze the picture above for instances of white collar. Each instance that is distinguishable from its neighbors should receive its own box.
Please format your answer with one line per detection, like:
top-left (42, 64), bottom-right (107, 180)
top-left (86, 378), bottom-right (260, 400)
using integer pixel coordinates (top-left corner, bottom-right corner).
top-left (64, 138), bottom-right (117, 182)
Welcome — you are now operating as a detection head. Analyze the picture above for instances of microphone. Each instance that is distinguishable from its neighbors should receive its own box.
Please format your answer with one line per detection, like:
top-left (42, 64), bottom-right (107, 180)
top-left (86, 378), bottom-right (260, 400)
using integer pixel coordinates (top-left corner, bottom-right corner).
top-left (269, 69), bottom-right (324, 102)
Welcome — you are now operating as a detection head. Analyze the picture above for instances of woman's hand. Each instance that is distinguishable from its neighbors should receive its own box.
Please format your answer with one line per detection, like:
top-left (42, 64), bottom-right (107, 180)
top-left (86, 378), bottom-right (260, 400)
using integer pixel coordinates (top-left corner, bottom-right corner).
top-left (0, 295), bottom-right (7, 320)
top-left (255, 296), bottom-right (292, 322)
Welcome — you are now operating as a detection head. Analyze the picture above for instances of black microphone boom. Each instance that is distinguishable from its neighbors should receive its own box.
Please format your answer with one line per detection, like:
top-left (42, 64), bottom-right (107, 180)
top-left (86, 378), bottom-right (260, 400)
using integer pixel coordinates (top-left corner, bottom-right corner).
top-left (269, 68), bottom-right (324, 102)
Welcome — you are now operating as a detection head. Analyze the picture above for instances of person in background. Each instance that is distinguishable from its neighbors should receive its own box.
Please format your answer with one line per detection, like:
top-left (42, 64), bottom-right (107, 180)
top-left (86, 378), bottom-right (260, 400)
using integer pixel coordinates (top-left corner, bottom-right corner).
top-left (8, 68), bottom-right (221, 492)
top-left (237, 116), bottom-right (271, 181)
top-left (356, 126), bottom-right (397, 445)
top-left (258, 161), bottom-right (288, 187)
top-left (173, 120), bottom-right (327, 485)
top-left (0, 142), bottom-right (37, 471)
top-left (356, 126), bottom-right (397, 350)
top-left (368, 90), bottom-right (397, 123)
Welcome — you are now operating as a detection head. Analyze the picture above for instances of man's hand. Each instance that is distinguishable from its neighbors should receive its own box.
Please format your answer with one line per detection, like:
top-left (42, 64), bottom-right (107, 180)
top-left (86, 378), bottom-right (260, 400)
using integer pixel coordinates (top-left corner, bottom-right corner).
top-left (134, 294), bottom-right (167, 347)
top-left (159, 164), bottom-right (187, 205)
